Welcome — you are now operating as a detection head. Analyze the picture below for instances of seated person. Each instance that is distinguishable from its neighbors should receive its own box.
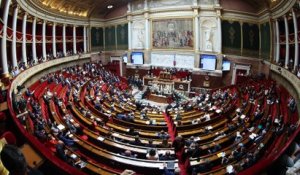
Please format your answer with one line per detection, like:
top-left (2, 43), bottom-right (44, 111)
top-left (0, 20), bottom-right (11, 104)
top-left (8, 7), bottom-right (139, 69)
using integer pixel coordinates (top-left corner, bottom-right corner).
top-left (122, 150), bottom-right (137, 158)
top-left (159, 151), bottom-right (175, 160)
top-left (146, 148), bottom-right (158, 160)
top-left (128, 127), bottom-right (139, 136)
top-left (0, 138), bottom-right (43, 175)
top-left (157, 130), bottom-right (169, 139)
top-left (25, 88), bottom-right (34, 97)
top-left (45, 88), bottom-right (53, 98)
top-left (130, 136), bottom-right (143, 146)
top-left (57, 131), bottom-right (78, 147)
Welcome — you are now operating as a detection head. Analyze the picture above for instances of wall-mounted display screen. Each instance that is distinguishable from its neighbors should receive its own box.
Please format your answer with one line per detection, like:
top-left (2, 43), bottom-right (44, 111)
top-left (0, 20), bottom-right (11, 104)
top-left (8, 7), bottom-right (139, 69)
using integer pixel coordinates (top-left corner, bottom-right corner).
top-left (200, 54), bottom-right (217, 71)
top-left (222, 61), bottom-right (231, 71)
top-left (131, 52), bottom-right (144, 65)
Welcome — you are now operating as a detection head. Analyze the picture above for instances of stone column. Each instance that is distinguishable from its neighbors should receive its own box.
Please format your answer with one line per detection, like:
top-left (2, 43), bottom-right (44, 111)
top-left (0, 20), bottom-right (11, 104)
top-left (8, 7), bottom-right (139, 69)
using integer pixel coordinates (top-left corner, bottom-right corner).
top-left (83, 26), bottom-right (87, 53)
top-left (194, 9), bottom-right (199, 52)
top-left (1, 0), bottom-right (11, 76)
top-left (63, 24), bottom-right (67, 56)
top-left (12, 6), bottom-right (19, 69)
top-left (73, 25), bottom-right (77, 54)
top-left (127, 2), bottom-right (132, 51)
top-left (52, 23), bottom-right (57, 58)
top-left (275, 19), bottom-right (280, 63)
top-left (128, 17), bottom-right (132, 50)
top-left (32, 17), bottom-right (37, 63)
top-left (292, 10), bottom-right (299, 71)
top-left (145, 14), bottom-right (150, 50)
top-left (217, 14), bottom-right (222, 53)
top-left (22, 13), bottom-right (28, 66)
top-left (284, 15), bottom-right (289, 69)
top-left (42, 20), bottom-right (47, 59)
top-left (144, 0), bottom-right (150, 50)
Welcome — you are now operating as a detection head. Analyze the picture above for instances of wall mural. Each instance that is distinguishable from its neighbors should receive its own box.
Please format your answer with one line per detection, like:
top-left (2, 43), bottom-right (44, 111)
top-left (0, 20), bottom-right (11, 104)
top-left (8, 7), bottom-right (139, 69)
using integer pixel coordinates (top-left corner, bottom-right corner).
top-left (117, 24), bottom-right (128, 50)
top-left (152, 19), bottom-right (193, 49)
top-left (243, 23), bottom-right (259, 57)
top-left (91, 27), bottom-right (104, 51)
top-left (132, 20), bottom-right (145, 49)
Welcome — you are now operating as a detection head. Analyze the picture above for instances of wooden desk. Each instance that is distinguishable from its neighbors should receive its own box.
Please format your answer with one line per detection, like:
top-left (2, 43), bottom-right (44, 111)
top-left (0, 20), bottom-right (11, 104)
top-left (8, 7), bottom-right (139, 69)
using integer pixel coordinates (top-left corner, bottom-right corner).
top-left (148, 94), bottom-right (169, 104)
top-left (20, 143), bottom-right (44, 168)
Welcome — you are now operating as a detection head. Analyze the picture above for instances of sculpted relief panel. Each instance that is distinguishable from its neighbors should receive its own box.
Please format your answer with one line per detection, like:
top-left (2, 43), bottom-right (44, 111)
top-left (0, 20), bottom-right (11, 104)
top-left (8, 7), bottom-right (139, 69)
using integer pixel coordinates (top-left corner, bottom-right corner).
top-left (200, 18), bottom-right (219, 52)
top-left (132, 20), bottom-right (145, 49)
top-left (149, 0), bottom-right (193, 8)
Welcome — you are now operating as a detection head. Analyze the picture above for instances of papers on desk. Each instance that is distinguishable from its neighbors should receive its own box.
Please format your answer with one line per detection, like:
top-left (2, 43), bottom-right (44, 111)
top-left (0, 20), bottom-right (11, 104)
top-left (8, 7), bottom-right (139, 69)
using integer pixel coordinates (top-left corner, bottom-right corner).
top-left (249, 133), bottom-right (257, 139)
top-left (194, 137), bottom-right (201, 141)
top-left (112, 133), bottom-right (119, 137)
top-left (217, 152), bottom-right (226, 158)
top-left (206, 126), bottom-right (213, 130)
top-left (57, 124), bottom-right (65, 130)
top-left (216, 109), bottom-right (222, 114)
top-left (226, 165), bottom-right (234, 173)
top-left (70, 154), bottom-right (77, 159)
top-left (78, 161), bottom-right (87, 169)
top-left (97, 136), bottom-right (105, 141)
top-left (158, 150), bottom-right (167, 155)
top-left (240, 115), bottom-right (246, 119)
top-left (152, 120), bottom-right (156, 125)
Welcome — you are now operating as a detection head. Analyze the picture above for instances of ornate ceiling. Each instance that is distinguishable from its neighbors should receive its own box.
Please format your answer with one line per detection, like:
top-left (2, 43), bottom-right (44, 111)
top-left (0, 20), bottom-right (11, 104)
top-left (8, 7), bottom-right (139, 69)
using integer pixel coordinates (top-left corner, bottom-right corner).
top-left (33, 0), bottom-right (282, 19)
top-left (244, 0), bottom-right (281, 12)
top-left (35, 0), bottom-right (132, 18)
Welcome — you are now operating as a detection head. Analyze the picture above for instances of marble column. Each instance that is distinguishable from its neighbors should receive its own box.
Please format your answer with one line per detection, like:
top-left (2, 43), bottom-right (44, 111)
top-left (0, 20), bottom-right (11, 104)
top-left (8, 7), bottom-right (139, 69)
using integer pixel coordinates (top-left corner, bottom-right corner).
top-left (284, 15), bottom-right (289, 68)
top-left (63, 24), bottom-right (67, 56)
top-left (292, 10), bottom-right (299, 70)
top-left (32, 17), bottom-right (37, 63)
top-left (144, 0), bottom-right (150, 50)
top-left (52, 23), bottom-right (57, 58)
top-left (22, 13), bottom-right (28, 66)
top-left (128, 19), bottom-right (132, 50)
top-left (127, 2), bottom-right (132, 51)
top-left (194, 10), bottom-right (199, 52)
top-left (145, 14), bottom-right (150, 50)
top-left (275, 19), bottom-right (280, 63)
top-left (217, 15), bottom-right (222, 53)
top-left (12, 6), bottom-right (19, 69)
top-left (73, 25), bottom-right (77, 54)
top-left (42, 20), bottom-right (47, 59)
top-left (83, 26), bottom-right (87, 53)
top-left (1, 0), bottom-right (11, 75)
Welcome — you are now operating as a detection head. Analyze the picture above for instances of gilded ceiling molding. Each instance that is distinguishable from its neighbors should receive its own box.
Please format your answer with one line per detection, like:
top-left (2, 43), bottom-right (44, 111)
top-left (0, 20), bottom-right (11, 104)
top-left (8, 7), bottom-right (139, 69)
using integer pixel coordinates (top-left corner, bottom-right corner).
top-left (17, 0), bottom-right (89, 25)
top-left (269, 0), bottom-right (297, 19)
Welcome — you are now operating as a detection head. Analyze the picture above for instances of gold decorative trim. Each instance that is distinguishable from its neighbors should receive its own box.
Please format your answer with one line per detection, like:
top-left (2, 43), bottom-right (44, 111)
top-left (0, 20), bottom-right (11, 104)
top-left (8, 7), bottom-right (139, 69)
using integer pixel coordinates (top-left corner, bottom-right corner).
top-left (1, 73), bottom-right (11, 79)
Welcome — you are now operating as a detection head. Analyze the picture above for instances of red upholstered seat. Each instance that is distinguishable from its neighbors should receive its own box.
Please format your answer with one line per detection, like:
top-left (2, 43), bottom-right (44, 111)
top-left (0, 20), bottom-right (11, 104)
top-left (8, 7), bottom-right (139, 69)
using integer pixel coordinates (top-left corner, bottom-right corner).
top-left (0, 112), bottom-right (6, 122)
top-left (1, 131), bottom-right (16, 145)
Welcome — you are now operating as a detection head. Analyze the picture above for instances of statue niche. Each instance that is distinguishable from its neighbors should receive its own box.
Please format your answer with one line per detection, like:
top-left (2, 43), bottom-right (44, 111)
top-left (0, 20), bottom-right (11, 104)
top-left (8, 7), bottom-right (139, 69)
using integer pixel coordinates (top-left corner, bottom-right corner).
top-left (201, 19), bottom-right (217, 52)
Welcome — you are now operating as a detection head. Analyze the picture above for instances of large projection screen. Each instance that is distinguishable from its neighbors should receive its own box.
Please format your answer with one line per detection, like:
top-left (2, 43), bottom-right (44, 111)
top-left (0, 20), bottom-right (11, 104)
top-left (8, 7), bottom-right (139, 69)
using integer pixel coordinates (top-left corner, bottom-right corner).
top-left (200, 54), bottom-right (217, 71)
